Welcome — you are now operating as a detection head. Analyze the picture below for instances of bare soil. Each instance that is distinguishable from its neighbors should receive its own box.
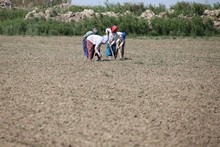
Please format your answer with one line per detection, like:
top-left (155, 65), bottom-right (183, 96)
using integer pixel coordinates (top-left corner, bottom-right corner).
top-left (0, 36), bottom-right (220, 147)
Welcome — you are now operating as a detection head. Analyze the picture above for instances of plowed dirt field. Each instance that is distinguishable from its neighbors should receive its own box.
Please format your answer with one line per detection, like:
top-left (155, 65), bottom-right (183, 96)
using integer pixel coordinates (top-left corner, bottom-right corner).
top-left (0, 36), bottom-right (220, 147)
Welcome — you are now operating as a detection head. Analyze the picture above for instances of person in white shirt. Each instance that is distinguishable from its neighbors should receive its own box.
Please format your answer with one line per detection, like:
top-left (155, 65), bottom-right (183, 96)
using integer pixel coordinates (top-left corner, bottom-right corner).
top-left (105, 25), bottom-right (119, 60)
top-left (86, 34), bottom-right (108, 61)
top-left (116, 32), bottom-right (126, 60)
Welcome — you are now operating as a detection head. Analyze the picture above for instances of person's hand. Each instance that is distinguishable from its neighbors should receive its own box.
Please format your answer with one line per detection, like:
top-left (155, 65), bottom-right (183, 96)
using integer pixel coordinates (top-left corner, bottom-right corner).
top-left (97, 52), bottom-right (101, 58)
top-left (110, 42), bottom-right (114, 47)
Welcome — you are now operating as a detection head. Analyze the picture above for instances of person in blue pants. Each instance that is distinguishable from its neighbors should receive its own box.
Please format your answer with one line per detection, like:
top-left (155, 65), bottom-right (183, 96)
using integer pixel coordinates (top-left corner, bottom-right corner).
top-left (82, 28), bottom-right (98, 58)
top-left (105, 25), bottom-right (118, 60)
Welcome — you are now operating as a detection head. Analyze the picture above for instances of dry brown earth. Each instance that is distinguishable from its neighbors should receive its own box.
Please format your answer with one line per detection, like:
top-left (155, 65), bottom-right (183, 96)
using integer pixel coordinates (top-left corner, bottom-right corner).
top-left (0, 36), bottom-right (220, 147)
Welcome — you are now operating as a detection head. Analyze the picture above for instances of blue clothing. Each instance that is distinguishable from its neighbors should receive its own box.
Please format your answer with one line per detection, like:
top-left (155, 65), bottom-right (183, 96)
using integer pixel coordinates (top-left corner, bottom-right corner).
top-left (122, 32), bottom-right (126, 40)
top-left (83, 38), bottom-right (88, 57)
top-left (106, 43), bottom-right (116, 57)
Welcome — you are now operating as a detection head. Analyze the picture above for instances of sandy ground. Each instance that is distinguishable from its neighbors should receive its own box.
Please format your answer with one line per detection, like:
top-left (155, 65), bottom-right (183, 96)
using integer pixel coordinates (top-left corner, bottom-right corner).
top-left (0, 36), bottom-right (220, 147)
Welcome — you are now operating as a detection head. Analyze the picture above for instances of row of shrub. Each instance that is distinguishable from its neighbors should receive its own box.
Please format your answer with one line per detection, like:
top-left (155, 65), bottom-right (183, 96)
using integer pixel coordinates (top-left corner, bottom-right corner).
top-left (0, 1), bottom-right (220, 36)
top-left (3, 0), bottom-right (220, 19)
top-left (169, 2), bottom-right (219, 16)
top-left (2, 2), bottom-right (220, 18)
top-left (151, 17), bottom-right (216, 36)
top-left (69, 1), bottom-right (220, 16)
top-left (0, 14), bottom-right (217, 37)
top-left (0, 18), bottom-right (79, 36)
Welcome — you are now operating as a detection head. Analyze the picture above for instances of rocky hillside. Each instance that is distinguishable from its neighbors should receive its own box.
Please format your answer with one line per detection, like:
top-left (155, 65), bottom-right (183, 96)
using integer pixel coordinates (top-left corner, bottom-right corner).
top-left (23, 3), bottom-right (220, 29)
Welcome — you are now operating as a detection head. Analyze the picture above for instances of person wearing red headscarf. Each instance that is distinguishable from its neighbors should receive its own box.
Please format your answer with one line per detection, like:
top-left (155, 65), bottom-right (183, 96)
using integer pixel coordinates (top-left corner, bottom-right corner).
top-left (105, 25), bottom-right (119, 59)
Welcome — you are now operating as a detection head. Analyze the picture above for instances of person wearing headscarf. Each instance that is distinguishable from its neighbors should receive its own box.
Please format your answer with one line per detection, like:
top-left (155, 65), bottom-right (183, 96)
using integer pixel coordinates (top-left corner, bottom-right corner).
top-left (86, 34), bottom-right (109, 61)
top-left (116, 32), bottom-right (126, 60)
top-left (82, 28), bottom-right (98, 58)
top-left (105, 25), bottom-right (119, 60)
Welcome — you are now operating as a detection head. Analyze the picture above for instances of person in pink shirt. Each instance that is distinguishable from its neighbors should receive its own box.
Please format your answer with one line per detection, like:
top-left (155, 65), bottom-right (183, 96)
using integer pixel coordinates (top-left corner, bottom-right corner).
top-left (86, 34), bottom-right (109, 61)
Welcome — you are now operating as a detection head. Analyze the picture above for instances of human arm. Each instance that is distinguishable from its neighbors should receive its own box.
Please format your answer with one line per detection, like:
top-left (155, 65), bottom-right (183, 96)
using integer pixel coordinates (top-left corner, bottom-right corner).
top-left (94, 43), bottom-right (101, 57)
top-left (116, 38), bottom-right (125, 49)
top-left (83, 31), bottom-right (93, 39)
top-left (109, 33), bottom-right (119, 46)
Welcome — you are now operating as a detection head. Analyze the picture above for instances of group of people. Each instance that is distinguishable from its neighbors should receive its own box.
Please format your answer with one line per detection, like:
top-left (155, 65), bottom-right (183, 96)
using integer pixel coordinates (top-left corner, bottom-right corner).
top-left (82, 25), bottom-right (126, 61)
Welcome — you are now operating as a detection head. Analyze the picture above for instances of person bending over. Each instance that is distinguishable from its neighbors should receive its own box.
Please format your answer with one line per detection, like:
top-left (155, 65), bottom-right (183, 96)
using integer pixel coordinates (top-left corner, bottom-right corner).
top-left (86, 34), bottom-right (108, 61)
